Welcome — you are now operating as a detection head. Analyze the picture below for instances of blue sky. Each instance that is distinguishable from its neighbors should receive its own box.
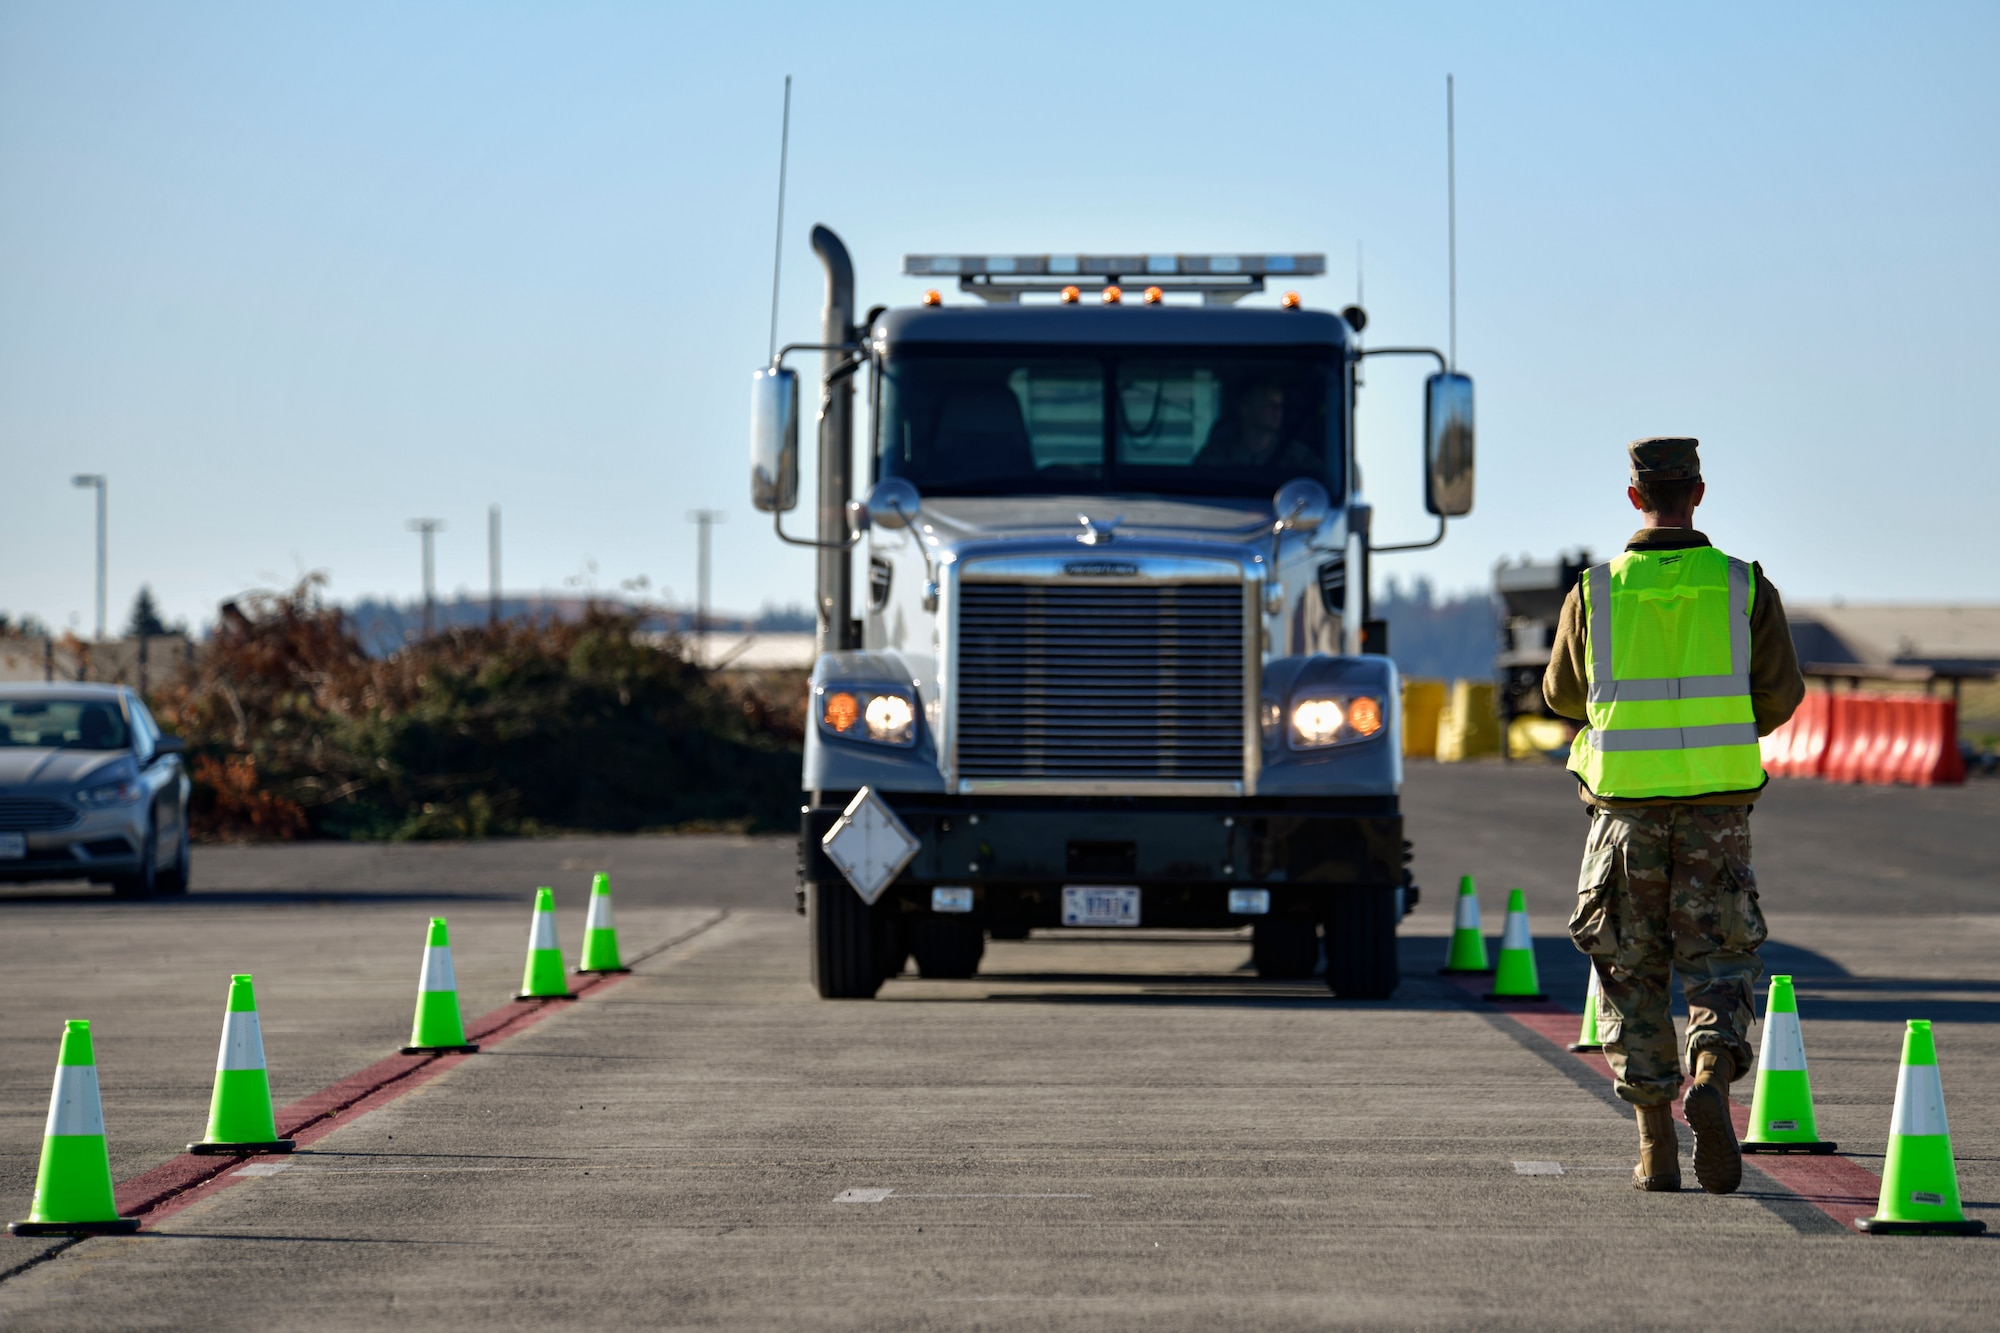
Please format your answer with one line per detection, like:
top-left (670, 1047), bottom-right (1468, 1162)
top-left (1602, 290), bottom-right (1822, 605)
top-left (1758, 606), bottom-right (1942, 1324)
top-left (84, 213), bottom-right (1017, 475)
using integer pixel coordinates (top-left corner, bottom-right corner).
top-left (2, 2), bottom-right (1995, 633)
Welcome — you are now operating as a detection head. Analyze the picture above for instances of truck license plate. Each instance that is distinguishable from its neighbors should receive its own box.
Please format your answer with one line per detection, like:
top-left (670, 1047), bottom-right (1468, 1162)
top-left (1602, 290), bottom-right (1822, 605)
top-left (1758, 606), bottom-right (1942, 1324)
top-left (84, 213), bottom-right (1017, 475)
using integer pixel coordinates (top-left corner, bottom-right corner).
top-left (1062, 886), bottom-right (1140, 928)
top-left (0, 833), bottom-right (25, 859)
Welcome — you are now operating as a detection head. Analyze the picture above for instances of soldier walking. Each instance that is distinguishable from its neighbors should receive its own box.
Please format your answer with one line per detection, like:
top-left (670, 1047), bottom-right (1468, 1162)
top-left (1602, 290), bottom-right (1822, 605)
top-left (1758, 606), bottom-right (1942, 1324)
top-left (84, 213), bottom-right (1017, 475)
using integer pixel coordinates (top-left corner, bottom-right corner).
top-left (1544, 438), bottom-right (1805, 1193)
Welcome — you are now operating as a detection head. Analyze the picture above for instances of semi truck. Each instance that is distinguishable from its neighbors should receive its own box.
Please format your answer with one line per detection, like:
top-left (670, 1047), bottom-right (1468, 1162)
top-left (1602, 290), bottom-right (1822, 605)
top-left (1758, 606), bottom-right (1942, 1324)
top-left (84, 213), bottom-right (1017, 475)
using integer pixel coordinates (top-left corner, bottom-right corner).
top-left (749, 226), bottom-right (1474, 999)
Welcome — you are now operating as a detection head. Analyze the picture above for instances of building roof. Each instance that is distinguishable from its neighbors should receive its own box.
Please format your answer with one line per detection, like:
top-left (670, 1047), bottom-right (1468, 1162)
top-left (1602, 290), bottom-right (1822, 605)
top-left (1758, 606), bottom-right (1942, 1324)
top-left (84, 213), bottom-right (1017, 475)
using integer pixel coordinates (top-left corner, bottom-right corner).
top-left (1787, 604), bottom-right (2000, 669)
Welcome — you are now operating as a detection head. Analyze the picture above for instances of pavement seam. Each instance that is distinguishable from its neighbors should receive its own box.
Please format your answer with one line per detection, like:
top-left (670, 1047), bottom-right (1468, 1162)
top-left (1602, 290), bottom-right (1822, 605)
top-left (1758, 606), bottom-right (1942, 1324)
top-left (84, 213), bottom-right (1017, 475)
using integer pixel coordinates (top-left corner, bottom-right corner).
top-left (71, 909), bottom-right (734, 1233)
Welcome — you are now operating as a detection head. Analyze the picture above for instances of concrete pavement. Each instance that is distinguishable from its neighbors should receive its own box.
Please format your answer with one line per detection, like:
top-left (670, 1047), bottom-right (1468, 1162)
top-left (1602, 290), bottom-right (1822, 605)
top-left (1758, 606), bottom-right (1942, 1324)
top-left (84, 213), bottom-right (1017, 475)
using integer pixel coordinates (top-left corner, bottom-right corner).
top-left (3, 766), bottom-right (1998, 1328)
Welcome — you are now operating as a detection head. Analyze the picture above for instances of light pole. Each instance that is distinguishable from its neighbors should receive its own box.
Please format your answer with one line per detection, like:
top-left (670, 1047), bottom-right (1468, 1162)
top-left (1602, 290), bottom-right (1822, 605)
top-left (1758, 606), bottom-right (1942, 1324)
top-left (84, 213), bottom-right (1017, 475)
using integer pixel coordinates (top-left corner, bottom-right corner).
top-left (71, 474), bottom-right (106, 640)
top-left (407, 518), bottom-right (444, 638)
top-left (686, 509), bottom-right (726, 665)
top-left (487, 504), bottom-right (501, 626)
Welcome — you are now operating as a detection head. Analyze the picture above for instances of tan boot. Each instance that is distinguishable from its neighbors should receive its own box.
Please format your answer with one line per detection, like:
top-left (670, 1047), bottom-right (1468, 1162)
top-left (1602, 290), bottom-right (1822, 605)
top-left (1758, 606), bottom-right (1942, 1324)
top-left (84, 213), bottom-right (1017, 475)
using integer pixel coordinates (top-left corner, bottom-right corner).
top-left (1683, 1049), bottom-right (1742, 1194)
top-left (1633, 1103), bottom-right (1682, 1191)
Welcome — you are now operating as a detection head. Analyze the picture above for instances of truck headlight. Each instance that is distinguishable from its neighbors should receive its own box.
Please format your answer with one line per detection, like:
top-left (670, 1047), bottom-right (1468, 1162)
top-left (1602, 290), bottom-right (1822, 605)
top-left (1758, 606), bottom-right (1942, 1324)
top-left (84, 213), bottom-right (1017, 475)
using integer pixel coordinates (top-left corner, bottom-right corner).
top-left (818, 686), bottom-right (919, 748)
top-left (1288, 694), bottom-right (1385, 750)
top-left (75, 778), bottom-right (143, 807)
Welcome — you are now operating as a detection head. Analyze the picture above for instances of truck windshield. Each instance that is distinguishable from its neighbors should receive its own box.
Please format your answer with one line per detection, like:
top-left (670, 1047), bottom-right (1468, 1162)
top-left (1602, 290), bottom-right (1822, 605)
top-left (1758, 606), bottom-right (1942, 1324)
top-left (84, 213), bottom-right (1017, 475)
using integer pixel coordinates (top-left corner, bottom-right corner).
top-left (876, 346), bottom-right (1343, 498)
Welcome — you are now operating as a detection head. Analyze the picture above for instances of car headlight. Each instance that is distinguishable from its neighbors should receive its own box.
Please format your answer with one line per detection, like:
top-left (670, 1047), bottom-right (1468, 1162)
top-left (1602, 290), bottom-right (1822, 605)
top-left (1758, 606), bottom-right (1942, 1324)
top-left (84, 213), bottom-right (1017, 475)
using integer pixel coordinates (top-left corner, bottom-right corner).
top-left (75, 778), bottom-right (143, 807)
top-left (818, 686), bottom-right (918, 747)
top-left (1288, 694), bottom-right (1385, 750)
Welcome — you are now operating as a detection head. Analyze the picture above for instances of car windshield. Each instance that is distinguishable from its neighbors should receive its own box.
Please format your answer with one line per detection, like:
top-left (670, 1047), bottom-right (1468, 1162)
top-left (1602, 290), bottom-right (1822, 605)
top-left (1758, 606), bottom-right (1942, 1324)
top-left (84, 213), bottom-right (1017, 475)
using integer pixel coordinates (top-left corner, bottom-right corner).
top-left (876, 345), bottom-right (1343, 497)
top-left (0, 699), bottom-right (131, 750)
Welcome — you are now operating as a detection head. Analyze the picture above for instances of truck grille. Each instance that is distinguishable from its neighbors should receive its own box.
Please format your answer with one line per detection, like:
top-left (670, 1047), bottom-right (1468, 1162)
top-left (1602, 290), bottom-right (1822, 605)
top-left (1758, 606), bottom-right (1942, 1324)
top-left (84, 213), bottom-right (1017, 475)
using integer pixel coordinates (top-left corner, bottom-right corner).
top-left (0, 798), bottom-right (82, 832)
top-left (957, 581), bottom-right (1245, 781)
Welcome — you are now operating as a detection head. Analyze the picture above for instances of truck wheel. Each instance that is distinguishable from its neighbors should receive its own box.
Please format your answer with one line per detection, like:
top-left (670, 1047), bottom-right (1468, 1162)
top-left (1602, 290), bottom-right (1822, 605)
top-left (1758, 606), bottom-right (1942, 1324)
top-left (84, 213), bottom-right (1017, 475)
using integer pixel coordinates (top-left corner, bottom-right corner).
top-left (1324, 886), bottom-right (1401, 999)
top-left (912, 914), bottom-right (984, 979)
top-left (809, 881), bottom-right (888, 999)
top-left (1251, 916), bottom-right (1320, 979)
top-left (984, 890), bottom-right (1031, 941)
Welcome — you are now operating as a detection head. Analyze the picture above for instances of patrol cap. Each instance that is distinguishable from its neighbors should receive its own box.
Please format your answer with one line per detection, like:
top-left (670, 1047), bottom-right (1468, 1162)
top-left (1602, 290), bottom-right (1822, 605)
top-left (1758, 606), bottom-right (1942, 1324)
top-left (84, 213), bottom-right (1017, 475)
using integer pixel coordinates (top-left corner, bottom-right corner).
top-left (1628, 436), bottom-right (1701, 482)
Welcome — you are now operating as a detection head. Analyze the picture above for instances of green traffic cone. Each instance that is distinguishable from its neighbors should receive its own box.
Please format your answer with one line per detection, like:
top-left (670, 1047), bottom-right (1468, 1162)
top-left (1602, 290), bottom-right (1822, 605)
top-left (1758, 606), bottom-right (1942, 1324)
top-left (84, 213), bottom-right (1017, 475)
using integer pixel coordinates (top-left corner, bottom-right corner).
top-left (576, 872), bottom-right (629, 975)
top-left (1856, 1020), bottom-right (1985, 1235)
top-left (517, 888), bottom-right (578, 1000)
top-left (9, 1021), bottom-right (141, 1236)
top-left (1743, 975), bottom-right (1836, 1155)
top-left (189, 974), bottom-right (295, 1155)
top-left (401, 917), bottom-right (480, 1055)
top-left (1483, 889), bottom-right (1547, 1001)
top-left (1568, 965), bottom-right (1605, 1052)
top-left (1439, 875), bottom-right (1492, 974)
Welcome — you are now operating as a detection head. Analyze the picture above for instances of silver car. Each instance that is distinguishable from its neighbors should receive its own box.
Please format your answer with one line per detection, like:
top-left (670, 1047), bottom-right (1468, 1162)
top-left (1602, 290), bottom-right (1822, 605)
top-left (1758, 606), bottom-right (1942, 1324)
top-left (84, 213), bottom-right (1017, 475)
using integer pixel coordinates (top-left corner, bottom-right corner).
top-left (0, 683), bottom-right (192, 897)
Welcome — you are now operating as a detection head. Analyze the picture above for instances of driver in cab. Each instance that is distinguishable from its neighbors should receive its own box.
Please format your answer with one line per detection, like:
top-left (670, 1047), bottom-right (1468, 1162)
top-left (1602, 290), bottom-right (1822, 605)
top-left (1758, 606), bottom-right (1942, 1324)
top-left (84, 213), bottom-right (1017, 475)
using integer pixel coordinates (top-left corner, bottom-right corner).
top-left (1192, 380), bottom-right (1321, 474)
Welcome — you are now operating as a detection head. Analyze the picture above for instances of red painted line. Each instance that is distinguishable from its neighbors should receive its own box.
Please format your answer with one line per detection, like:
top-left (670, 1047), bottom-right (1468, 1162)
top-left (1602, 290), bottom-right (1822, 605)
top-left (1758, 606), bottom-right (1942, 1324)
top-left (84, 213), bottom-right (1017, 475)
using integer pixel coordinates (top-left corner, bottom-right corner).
top-left (116, 965), bottom-right (640, 1225)
top-left (1453, 975), bottom-right (1884, 1230)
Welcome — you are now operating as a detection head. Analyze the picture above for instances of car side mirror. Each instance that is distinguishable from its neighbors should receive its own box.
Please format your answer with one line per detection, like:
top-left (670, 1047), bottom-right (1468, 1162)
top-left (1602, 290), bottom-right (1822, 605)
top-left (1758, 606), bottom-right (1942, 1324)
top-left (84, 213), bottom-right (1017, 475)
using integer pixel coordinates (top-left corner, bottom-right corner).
top-left (750, 367), bottom-right (800, 514)
top-left (1424, 372), bottom-right (1475, 517)
top-left (153, 735), bottom-right (186, 757)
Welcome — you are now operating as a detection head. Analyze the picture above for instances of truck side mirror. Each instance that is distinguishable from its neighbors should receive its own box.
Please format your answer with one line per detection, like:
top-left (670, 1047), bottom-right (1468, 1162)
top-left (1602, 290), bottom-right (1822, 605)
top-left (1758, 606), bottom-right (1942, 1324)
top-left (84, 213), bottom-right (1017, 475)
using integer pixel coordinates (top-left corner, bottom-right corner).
top-left (1423, 372), bottom-right (1475, 517)
top-left (750, 367), bottom-right (800, 514)
top-left (864, 477), bottom-right (922, 531)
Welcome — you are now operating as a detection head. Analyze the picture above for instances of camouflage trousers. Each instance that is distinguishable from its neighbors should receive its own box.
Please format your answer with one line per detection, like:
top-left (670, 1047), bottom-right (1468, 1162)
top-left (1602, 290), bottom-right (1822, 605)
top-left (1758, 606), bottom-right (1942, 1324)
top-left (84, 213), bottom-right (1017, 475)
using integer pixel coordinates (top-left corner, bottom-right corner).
top-left (1566, 804), bottom-right (1767, 1107)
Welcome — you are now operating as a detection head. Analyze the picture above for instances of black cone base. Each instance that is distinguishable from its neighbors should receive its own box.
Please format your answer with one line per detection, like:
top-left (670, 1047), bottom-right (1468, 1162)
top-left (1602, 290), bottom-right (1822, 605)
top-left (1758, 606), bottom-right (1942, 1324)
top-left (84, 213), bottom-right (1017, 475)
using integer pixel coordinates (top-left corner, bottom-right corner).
top-left (400, 1044), bottom-right (480, 1055)
top-left (10, 1217), bottom-right (141, 1236)
top-left (188, 1139), bottom-right (296, 1155)
top-left (515, 991), bottom-right (579, 1001)
top-left (1568, 1042), bottom-right (1604, 1053)
top-left (1484, 992), bottom-right (1549, 1002)
top-left (1743, 1140), bottom-right (1838, 1155)
top-left (1438, 967), bottom-right (1494, 976)
top-left (574, 967), bottom-right (631, 976)
top-left (1856, 1216), bottom-right (1987, 1235)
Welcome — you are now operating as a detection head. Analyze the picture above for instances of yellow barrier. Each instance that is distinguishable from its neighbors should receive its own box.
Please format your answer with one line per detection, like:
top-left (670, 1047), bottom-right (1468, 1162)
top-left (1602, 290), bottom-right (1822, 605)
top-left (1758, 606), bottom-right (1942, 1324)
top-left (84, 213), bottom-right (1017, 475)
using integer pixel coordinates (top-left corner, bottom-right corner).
top-left (1436, 680), bottom-right (1501, 762)
top-left (1508, 714), bottom-right (1576, 760)
top-left (1402, 679), bottom-right (1446, 758)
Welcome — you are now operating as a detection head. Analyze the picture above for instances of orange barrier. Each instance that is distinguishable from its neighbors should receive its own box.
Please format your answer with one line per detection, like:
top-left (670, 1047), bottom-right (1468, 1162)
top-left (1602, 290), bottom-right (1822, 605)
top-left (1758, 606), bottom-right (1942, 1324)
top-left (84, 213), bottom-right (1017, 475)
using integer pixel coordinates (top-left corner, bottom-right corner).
top-left (1767, 691), bottom-right (1964, 788)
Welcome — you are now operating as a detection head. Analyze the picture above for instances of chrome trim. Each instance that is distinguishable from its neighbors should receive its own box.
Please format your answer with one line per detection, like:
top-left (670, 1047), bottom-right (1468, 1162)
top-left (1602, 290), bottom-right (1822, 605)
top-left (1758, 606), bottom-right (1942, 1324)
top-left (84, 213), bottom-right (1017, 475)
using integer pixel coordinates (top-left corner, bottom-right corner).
top-left (957, 778), bottom-right (1245, 797)
top-left (960, 554), bottom-right (1242, 585)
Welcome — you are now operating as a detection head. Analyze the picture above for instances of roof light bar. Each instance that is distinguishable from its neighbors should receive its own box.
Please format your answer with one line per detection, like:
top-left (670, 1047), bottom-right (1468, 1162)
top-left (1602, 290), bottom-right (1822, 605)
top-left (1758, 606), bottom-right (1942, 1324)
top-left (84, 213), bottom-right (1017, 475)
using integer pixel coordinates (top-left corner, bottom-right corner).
top-left (903, 253), bottom-right (1325, 306)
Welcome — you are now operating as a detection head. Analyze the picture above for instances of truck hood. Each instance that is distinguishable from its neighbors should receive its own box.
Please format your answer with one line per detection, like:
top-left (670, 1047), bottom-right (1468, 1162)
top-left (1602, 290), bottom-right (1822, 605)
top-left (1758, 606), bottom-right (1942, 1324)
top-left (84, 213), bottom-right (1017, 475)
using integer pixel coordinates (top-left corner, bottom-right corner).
top-left (0, 748), bottom-right (129, 791)
top-left (918, 495), bottom-right (1276, 550)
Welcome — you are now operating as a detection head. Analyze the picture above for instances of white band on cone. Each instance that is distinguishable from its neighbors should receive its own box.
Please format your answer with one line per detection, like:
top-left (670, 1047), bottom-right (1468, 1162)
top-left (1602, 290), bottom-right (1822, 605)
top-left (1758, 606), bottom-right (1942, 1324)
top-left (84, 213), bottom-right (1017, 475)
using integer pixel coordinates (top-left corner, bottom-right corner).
top-left (45, 1064), bottom-right (106, 1137)
top-left (1889, 1061), bottom-right (1949, 1138)
top-left (1586, 967), bottom-right (1603, 1000)
top-left (1500, 910), bottom-right (1531, 952)
top-left (216, 1010), bottom-right (269, 1071)
top-left (530, 911), bottom-right (559, 952)
top-left (1757, 1009), bottom-right (1807, 1073)
top-left (586, 894), bottom-right (616, 932)
top-left (1453, 895), bottom-right (1481, 931)
top-left (418, 945), bottom-right (458, 993)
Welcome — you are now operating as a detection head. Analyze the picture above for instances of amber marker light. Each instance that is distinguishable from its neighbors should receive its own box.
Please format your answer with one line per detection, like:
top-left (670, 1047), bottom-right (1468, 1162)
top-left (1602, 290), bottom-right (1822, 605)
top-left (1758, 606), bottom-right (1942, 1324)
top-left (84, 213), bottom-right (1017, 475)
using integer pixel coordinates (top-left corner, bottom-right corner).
top-left (1143, 286), bottom-right (1164, 304)
top-left (922, 289), bottom-right (943, 306)
top-left (1280, 290), bottom-right (1302, 310)
top-left (822, 691), bottom-right (861, 733)
top-left (1349, 696), bottom-right (1384, 736)
top-left (1101, 285), bottom-right (1122, 304)
top-left (1060, 285), bottom-right (1081, 304)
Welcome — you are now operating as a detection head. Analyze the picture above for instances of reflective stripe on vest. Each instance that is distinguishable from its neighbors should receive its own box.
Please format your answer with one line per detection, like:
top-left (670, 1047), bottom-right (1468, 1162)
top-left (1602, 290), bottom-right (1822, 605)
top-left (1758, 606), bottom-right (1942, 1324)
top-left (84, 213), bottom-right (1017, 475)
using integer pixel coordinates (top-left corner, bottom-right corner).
top-left (1566, 546), bottom-right (1766, 798)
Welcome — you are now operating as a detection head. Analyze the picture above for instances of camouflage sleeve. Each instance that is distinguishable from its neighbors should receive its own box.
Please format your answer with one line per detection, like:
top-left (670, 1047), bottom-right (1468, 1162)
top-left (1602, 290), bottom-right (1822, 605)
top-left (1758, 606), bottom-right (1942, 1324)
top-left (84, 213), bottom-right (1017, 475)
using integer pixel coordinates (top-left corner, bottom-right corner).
top-left (1749, 563), bottom-right (1806, 735)
top-left (1542, 582), bottom-right (1589, 721)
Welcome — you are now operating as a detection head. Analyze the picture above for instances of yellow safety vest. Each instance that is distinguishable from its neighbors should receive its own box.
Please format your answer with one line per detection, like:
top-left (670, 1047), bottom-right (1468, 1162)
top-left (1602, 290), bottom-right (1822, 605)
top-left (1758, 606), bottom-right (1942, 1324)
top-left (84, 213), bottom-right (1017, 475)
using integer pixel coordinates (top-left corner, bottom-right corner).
top-left (1565, 545), bottom-right (1766, 800)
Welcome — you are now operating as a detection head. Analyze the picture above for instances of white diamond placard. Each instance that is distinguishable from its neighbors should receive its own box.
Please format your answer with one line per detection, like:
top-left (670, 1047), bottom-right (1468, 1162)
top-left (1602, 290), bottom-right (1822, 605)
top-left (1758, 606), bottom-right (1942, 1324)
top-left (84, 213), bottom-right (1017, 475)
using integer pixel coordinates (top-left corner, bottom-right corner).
top-left (821, 787), bottom-right (920, 905)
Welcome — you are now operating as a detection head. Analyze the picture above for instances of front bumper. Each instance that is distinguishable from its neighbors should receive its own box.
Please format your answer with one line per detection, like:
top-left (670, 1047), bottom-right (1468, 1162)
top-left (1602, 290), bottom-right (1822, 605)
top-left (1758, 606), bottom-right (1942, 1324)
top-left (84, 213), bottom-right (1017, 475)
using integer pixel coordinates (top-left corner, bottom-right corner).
top-left (0, 823), bottom-right (142, 884)
top-left (802, 792), bottom-right (1408, 929)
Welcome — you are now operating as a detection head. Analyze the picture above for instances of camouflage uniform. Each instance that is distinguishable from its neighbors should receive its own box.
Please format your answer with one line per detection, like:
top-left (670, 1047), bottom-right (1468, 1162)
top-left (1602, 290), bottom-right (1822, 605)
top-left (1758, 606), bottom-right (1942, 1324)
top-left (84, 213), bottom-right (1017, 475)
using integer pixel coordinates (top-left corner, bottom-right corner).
top-left (1567, 803), bottom-right (1767, 1106)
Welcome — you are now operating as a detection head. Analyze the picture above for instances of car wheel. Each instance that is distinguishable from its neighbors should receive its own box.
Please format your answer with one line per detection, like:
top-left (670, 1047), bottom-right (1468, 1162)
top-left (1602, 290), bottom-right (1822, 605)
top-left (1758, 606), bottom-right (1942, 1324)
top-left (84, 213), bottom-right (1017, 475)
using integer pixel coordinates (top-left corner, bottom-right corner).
top-left (112, 821), bottom-right (159, 900)
top-left (157, 816), bottom-right (191, 895)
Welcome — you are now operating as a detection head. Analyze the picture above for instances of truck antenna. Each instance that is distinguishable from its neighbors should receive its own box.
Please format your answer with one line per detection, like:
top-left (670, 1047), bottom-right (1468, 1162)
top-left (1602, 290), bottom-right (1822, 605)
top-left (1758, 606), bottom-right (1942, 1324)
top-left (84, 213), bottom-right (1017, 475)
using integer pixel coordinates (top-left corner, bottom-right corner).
top-left (1446, 72), bottom-right (1456, 372)
top-left (767, 75), bottom-right (792, 363)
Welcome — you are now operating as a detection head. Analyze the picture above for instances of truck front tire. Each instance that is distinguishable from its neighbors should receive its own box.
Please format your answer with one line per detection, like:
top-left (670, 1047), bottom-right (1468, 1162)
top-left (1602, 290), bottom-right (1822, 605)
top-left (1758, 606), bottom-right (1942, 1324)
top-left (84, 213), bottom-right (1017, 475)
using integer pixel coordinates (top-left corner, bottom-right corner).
top-left (1324, 886), bottom-right (1401, 999)
top-left (809, 881), bottom-right (890, 999)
